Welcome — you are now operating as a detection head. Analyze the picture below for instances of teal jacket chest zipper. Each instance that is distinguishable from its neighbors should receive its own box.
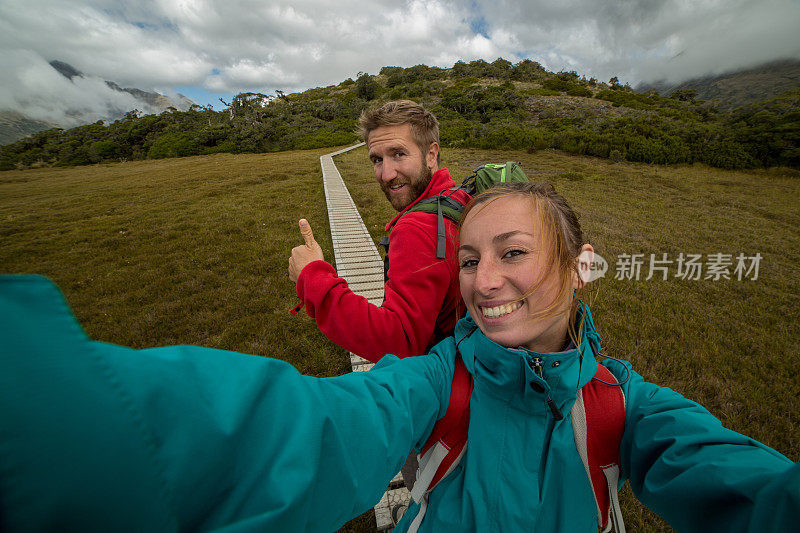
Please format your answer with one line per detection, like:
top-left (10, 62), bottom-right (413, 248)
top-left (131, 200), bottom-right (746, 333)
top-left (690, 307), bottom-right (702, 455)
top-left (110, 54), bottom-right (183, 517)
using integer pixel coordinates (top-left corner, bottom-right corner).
top-left (529, 355), bottom-right (564, 421)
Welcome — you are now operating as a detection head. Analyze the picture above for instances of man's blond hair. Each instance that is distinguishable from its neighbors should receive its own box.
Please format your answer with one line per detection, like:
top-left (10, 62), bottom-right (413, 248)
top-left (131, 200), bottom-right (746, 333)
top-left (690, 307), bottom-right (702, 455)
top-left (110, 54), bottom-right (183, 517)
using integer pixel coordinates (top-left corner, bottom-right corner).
top-left (359, 100), bottom-right (440, 164)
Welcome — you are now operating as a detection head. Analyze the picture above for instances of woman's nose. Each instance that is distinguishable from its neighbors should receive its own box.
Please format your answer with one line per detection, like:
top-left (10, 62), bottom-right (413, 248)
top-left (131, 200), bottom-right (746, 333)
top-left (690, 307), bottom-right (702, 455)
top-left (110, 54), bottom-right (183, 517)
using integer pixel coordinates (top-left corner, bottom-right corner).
top-left (474, 259), bottom-right (502, 294)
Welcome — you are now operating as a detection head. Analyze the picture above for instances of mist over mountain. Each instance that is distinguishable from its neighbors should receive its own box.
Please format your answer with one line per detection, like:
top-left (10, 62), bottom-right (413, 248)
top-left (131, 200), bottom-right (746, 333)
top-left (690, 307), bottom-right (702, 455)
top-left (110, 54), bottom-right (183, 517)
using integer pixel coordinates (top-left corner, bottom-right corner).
top-left (638, 59), bottom-right (800, 110)
top-left (0, 58), bottom-right (195, 145)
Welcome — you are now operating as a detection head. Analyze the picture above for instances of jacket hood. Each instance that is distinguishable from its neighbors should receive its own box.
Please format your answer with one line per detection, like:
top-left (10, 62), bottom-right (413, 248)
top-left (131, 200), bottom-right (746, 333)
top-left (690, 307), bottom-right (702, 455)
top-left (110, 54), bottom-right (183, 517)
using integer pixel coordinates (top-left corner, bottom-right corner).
top-left (453, 303), bottom-right (601, 415)
top-left (385, 167), bottom-right (456, 231)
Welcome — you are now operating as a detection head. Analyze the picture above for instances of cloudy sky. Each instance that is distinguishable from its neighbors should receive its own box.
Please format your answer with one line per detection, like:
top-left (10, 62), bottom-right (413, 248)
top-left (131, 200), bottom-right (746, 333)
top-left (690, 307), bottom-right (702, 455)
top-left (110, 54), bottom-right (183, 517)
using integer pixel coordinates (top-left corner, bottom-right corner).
top-left (1, 0), bottom-right (799, 126)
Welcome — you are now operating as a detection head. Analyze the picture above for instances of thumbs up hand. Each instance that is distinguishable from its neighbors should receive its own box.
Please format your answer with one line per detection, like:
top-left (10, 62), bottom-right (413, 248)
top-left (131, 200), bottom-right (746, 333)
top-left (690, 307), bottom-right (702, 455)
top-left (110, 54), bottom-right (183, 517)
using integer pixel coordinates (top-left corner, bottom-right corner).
top-left (288, 219), bottom-right (325, 282)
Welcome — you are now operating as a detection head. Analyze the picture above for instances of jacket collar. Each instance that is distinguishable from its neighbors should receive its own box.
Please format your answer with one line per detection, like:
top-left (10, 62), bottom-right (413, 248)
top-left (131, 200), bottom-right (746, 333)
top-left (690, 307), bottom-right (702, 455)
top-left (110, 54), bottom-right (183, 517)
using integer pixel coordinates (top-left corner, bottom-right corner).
top-left (453, 304), bottom-right (602, 415)
top-left (384, 167), bottom-right (455, 231)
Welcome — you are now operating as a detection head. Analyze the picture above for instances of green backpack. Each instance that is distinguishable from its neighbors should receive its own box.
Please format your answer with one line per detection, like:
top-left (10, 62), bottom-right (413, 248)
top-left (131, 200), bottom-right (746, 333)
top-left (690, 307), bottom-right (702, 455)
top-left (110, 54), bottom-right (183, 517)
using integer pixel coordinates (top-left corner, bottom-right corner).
top-left (407, 161), bottom-right (529, 258)
top-left (462, 161), bottom-right (530, 196)
top-left (380, 162), bottom-right (530, 284)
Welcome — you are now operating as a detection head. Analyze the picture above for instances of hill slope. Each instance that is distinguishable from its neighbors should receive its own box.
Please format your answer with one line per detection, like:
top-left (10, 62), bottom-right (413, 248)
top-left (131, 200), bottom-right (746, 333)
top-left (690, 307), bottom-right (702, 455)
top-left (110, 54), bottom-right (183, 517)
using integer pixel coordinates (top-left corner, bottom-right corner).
top-left (638, 59), bottom-right (800, 110)
top-left (0, 111), bottom-right (56, 146)
top-left (2, 58), bottom-right (798, 170)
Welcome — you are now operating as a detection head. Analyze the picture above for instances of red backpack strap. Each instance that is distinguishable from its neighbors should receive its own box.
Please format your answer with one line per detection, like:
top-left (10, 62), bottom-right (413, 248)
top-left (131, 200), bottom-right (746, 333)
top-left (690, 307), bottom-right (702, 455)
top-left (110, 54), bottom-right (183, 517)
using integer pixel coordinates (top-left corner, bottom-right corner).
top-left (410, 355), bottom-right (473, 503)
top-left (572, 364), bottom-right (626, 533)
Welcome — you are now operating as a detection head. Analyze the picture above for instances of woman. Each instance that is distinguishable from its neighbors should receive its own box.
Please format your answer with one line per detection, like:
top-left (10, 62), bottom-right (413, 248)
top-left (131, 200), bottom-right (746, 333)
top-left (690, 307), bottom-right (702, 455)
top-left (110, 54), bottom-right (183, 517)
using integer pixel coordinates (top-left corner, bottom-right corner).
top-left (0, 183), bottom-right (796, 532)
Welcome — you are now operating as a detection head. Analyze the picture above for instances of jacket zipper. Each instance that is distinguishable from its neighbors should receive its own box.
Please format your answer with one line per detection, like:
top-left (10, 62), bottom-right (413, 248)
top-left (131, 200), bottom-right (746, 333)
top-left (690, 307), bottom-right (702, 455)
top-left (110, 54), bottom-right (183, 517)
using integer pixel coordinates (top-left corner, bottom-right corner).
top-left (531, 356), bottom-right (564, 421)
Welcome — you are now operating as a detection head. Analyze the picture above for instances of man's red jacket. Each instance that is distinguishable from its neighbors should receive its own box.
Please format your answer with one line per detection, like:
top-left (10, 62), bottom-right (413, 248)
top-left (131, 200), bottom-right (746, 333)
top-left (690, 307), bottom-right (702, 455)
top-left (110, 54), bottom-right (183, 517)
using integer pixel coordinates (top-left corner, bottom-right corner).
top-left (295, 168), bottom-right (471, 362)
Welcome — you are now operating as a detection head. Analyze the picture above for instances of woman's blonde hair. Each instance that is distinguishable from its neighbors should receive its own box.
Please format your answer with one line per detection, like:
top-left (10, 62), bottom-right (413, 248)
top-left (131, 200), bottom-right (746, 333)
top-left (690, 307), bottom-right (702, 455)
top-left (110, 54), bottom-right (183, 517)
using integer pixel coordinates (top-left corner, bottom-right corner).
top-left (459, 182), bottom-right (593, 348)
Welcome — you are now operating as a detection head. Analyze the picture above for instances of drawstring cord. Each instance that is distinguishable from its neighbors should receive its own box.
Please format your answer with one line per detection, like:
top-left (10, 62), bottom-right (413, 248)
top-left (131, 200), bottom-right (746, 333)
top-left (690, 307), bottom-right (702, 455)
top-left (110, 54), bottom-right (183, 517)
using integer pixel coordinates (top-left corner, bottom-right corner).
top-left (576, 300), bottom-right (632, 390)
top-left (454, 325), bottom-right (479, 357)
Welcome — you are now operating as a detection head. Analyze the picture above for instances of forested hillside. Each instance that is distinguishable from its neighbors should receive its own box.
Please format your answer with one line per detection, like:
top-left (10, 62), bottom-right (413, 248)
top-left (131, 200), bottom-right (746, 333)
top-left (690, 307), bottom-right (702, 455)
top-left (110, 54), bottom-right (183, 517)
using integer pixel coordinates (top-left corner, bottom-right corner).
top-left (2, 58), bottom-right (798, 171)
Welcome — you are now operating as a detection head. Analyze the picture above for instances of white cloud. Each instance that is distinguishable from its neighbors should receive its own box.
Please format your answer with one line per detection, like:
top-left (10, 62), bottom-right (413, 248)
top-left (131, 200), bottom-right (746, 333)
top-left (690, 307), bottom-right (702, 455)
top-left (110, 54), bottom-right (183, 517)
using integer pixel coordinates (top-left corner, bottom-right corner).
top-left (0, 0), bottom-right (798, 127)
top-left (0, 49), bottom-right (148, 127)
top-left (474, 0), bottom-right (800, 83)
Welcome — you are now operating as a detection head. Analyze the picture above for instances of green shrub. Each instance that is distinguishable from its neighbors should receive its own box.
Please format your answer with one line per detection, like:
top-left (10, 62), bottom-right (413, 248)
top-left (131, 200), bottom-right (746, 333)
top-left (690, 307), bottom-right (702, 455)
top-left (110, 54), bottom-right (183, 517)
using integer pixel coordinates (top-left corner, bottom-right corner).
top-left (88, 140), bottom-right (119, 162)
top-left (566, 85), bottom-right (592, 97)
top-left (542, 78), bottom-right (572, 93)
top-left (147, 133), bottom-right (199, 159)
top-left (510, 59), bottom-right (546, 81)
top-left (203, 141), bottom-right (238, 154)
top-left (355, 73), bottom-right (379, 101)
top-left (292, 130), bottom-right (358, 150)
top-left (700, 141), bottom-right (759, 169)
top-left (451, 125), bottom-right (553, 152)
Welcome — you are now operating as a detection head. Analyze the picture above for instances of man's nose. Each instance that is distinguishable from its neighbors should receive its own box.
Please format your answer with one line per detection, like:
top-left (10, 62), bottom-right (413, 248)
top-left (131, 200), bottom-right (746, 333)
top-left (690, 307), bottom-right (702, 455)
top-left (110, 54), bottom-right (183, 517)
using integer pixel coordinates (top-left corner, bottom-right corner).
top-left (378, 159), bottom-right (398, 183)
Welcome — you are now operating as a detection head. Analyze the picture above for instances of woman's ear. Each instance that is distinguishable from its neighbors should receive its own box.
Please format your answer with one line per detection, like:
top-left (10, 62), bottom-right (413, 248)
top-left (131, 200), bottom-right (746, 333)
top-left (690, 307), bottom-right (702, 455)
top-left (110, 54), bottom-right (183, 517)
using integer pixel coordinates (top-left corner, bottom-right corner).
top-left (574, 244), bottom-right (594, 289)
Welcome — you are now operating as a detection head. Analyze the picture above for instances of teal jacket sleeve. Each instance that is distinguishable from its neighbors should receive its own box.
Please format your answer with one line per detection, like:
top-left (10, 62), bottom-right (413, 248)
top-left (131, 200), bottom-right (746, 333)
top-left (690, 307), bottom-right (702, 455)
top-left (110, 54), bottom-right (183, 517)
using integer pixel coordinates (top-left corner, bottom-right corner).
top-left (604, 359), bottom-right (799, 533)
top-left (0, 275), bottom-right (453, 532)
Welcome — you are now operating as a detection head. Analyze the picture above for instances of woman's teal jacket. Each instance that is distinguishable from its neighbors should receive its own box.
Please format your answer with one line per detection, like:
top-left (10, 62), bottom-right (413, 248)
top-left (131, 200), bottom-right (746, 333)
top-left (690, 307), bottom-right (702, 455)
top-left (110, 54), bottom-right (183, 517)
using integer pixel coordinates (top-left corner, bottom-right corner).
top-left (0, 275), bottom-right (797, 532)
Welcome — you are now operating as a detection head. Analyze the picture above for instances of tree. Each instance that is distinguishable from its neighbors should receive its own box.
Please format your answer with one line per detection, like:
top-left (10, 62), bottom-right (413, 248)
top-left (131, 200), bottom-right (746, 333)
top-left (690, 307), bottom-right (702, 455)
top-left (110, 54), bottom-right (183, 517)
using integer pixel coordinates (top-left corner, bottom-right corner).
top-left (509, 60), bottom-right (544, 82)
top-left (490, 58), bottom-right (513, 77)
top-left (355, 72), bottom-right (379, 101)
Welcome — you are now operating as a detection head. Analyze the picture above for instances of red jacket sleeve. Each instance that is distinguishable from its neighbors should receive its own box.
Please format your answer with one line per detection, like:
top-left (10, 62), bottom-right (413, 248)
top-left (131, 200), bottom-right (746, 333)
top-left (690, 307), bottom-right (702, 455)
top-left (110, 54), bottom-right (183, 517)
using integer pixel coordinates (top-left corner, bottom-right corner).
top-left (295, 214), bottom-right (457, 362)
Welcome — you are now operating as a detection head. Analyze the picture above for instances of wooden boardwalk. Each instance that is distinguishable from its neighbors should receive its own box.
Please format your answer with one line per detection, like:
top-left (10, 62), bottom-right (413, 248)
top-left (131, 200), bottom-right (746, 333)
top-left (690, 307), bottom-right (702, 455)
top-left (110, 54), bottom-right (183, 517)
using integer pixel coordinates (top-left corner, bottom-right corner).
top-left (320, 144), bottom-right (412, 530)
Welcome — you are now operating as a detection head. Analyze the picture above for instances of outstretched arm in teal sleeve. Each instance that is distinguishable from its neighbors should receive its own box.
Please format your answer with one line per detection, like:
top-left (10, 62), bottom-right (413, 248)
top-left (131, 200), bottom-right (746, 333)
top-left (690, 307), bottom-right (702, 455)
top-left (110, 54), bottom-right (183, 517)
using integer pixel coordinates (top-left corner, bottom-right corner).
top-left (121, 346), bottom-right (452, 531)
top-left (0, 275), bottom-right (452, 532)
top-left (607, 360), bottom-right (799, 533)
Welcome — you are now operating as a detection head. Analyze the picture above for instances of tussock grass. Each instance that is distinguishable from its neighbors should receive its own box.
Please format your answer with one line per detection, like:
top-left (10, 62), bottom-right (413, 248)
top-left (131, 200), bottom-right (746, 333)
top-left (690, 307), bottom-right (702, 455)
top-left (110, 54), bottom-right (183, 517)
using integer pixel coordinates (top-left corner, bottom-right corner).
top-left (0, 150), bottom-right (352, 377)
top-left (2, 147), bottom-right (798, 532)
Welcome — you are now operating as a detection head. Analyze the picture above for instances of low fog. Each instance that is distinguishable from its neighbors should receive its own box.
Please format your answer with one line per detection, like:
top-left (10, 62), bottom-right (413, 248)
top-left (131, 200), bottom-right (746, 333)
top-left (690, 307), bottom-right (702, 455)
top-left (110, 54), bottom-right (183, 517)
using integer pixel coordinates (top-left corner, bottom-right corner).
top-left (0, 50), bottom-right (169, 128)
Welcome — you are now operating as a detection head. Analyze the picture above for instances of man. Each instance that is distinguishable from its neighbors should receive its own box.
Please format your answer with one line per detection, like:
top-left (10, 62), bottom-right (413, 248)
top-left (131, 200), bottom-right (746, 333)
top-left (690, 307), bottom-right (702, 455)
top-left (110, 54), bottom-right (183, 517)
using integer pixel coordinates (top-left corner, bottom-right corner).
top-left (288, 100), bottom-right (470, 362)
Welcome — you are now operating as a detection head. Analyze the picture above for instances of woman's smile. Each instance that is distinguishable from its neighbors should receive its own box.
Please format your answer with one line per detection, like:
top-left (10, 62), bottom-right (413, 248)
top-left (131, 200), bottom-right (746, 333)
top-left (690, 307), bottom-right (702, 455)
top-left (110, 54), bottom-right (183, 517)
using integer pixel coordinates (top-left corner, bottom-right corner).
top-left (479, 299), bottom-right (524, 320)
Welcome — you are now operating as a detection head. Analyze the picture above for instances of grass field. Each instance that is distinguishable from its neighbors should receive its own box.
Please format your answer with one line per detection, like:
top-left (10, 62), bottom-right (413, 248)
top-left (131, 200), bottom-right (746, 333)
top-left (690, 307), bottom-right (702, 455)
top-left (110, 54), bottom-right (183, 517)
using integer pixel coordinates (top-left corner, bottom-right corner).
top-left (1, 146), bottom-right (799, 532)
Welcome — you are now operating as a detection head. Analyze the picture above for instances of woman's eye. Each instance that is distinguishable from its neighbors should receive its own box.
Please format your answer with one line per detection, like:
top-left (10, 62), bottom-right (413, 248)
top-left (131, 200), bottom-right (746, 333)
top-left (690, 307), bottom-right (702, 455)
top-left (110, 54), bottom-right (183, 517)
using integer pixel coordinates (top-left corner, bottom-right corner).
top-left (460, 258), bottom-right (478, 269)
top-left (503, 249), bottom-right (525, 259)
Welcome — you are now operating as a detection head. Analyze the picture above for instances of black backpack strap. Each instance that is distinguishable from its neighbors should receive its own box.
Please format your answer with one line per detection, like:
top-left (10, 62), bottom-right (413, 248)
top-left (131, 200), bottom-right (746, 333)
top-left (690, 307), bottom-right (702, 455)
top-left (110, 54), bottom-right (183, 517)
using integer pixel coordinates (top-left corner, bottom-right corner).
top-left (411, 196), bottom-right (465, 224)
top-left (381, 189), bottom-right (466, 285)
top-left (379, 236), bottom-right (390, 301)
top-left (460, 169), bottom-right (480, 196)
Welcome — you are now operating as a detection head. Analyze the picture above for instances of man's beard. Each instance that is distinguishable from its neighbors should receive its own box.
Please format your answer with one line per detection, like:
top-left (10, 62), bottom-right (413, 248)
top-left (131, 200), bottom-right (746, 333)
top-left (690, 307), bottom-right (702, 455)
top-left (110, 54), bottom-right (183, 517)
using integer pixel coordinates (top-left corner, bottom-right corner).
top-left (381, 161), bottom-right (434, 212)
